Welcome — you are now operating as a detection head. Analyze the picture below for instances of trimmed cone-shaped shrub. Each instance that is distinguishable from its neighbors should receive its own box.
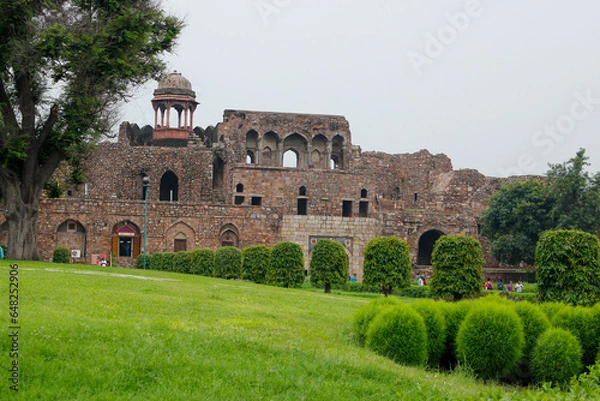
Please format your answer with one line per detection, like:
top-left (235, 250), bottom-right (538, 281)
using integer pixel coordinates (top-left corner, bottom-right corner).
top-left (532, 328), bottom-right (583, 386)
top-left (190, 248), bottom-right (214, 276)
top-left (514, 302), bottom-right (551, 359)
top-left (214, 246), bottom-right (242, 279)
top-left (309, 239), bottom-right (348, 293)
top-left (536, 229), bottom-right (600, 307)
top-left (353, 297), bottom-right (402, 346)
top-left (270, 241), bottom-right (305, 288)
top-left (439, 301), bottom-right (473, 369)
top-left (242, 245), bottom-right (271, 283)
top-left (456, 303), bottom-right (524, 380)
top-left (552, 306), bottom-right (598, 368)
top-left (411, 299), bottom-right (447, 367)
top-left (173, 251), bottom-right (192, 274)
top-left (53, 247), bottom-right (70, 264)
top-left (363, 236), bottom-right (411, 296)
top-left (430, 235), bottom-right (484, 301)
top-left (366, 304), bottom-right (428, 367)
top-left (539, 301), bottom-right (569, 321)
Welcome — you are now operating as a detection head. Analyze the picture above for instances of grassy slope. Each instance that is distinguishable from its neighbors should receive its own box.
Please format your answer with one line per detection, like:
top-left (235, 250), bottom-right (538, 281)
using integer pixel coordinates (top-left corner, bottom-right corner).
top-left (0, 260), bottom-right (513, 400)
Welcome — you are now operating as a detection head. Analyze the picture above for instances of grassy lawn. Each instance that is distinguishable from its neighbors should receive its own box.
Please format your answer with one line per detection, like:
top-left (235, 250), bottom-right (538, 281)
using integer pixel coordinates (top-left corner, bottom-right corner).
top-left (0, 260), bottom-right (523, 400)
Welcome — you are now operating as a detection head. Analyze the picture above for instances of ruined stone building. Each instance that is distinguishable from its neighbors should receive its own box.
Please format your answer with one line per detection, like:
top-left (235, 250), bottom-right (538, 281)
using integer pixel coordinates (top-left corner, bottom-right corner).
top-left (0, 72), bottom-right (507, 276)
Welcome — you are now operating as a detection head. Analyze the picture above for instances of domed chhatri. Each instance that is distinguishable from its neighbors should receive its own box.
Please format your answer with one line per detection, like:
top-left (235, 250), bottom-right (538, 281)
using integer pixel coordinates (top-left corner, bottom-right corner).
top-left (153, 70), bottom-right (196, 98)
top-left (151, 71), bottom-right (199, 143)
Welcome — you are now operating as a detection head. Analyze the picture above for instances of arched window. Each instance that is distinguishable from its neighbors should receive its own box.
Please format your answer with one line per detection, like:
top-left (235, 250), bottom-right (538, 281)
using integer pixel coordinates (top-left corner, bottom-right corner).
top-left (283, 149), bottom-right (298, 168)
top-left (361, 189), bottom-right (368, 198)
top-left (220, 224), bottom-right (239, 247)
top-left (236, 183), bottom-right (244, 193)
top-left (159, 171), bottom-right (179, 201)
top-left (299, 186), bottom-right (307, 196)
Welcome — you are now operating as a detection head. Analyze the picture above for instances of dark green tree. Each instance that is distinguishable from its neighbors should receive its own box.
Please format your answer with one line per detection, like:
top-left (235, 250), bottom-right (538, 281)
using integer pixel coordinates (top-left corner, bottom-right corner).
top-left (214, 246), bottom-right (242, 279)
top-left (430, 235), bottom-right (484, 301)
top-left (536, 229), bottom-right (600, 307)
top-left (309, 239), bottom-right (348, 293)
top-left (363, 236), bottom-right (411, 296)
top-left (480, 149), bottom-right (600, 265)
top-left (270, 241), bottom-right (304, 288)
top-left (479, 179), bottom-right (552, 265)
top-left (0, 1), bottom-right (182, 259)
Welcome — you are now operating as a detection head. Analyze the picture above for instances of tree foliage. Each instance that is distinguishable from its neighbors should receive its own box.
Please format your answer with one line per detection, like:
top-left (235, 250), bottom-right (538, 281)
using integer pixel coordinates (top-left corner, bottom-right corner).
top-left (536, 230), bottom-right (600, 307)
top-left (430, 235), bottom-right (484, 301)
top-left (242, 245), bottom-right (271, 284)
top-left (480, 149), bottom-right (600, 265)
top-left (363, 236), bottom-right (411, 296)
top-left (270, 241), bottom-right (304, 288)
top-left (309, 239), bottom-right (348, 293)
top-left (214, 246), bottom-right (242, 279)
top-left (0, 0), bottom-right (182, 259)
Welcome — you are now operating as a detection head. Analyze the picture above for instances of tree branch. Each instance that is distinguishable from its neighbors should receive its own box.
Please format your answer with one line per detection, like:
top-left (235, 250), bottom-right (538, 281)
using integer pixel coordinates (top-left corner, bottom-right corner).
top-left (0, 79), bottom-right (19, 134)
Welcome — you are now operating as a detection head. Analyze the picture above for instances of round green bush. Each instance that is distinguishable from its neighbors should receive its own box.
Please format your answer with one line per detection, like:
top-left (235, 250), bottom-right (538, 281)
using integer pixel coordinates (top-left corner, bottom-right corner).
top-left (539, 301), bottom-right (569, 321)
top-left (309, 239), bottom-right (348, 293)
top-left (214, 246), bottom-right (242, 279)
top-left (456, 303), bottom-right (524, 380)
top-left (536, 229), bottom-right (600, 307)
top-left (363, 236), bottom-right (411, 296)
top-left (353, 297), bottom-right (402, 346)
top-left (439, 301), bottom-right (473, 369)
top-left (173, 251), bottom-right (192, 274)
top-left (366, 304), bottom-right (428, 367)
top-left (532, 328), bottom-right (583, 385)
top-left (552, 306), bottom-right (597, 368)
top-left (190, 248), bottom-right (214, 276)
top-left (270, 241), bottom-right (305, 288)
top-left (52, 247), bottom-right (70, 264)
top-left (514, 302), bottom-right (551, 359)
top-left (242, 245), bottom-right (271, 283)
top-left (430, 235), bottom-right (484, 301)
top-left (411, 299), bottom-right (447, 367)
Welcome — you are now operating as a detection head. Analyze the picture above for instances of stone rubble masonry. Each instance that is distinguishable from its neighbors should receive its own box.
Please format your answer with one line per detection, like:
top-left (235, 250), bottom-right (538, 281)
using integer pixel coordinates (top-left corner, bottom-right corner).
top-left (0, 107), bottom-right (508, 273)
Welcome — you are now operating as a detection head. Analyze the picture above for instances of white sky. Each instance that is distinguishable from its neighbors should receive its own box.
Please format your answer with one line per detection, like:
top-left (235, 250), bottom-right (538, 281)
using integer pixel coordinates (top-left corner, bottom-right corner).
top-left (120, 0), bottom-right (600, 177)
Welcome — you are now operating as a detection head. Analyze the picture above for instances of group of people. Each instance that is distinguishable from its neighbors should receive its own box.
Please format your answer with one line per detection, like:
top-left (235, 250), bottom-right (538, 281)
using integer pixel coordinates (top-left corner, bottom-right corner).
top-left (484, 278), bottom-right (523, 293)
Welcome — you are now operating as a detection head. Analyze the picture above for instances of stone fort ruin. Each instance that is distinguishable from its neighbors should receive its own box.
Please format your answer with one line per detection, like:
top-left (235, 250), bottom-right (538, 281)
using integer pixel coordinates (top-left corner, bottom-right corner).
top-left (0, 71), bottom-right (508, 277)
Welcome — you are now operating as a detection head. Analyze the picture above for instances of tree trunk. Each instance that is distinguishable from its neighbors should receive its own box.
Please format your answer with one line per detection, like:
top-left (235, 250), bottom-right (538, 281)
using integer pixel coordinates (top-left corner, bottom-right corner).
top-left (2, 178), bottom-right (42, 260)
top-left (325, 283), bottom-right (331, 293)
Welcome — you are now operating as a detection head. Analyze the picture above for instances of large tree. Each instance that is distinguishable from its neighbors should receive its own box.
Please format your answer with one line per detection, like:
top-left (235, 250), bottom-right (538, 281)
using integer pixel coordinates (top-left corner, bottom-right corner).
top-left (480, 149), bottom-right (600, 265)
top-left (0, 0), bottom-right (182, 259)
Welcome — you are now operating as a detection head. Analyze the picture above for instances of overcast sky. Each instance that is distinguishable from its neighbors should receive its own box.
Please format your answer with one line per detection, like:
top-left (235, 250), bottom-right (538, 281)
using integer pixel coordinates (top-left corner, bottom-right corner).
top-left (120, 0), bottom-right (600, 177)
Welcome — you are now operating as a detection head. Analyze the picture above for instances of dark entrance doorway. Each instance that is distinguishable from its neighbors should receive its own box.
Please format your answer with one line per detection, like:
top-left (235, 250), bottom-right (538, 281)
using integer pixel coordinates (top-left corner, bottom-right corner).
top-left (417, 230), bottom-right (445, 265)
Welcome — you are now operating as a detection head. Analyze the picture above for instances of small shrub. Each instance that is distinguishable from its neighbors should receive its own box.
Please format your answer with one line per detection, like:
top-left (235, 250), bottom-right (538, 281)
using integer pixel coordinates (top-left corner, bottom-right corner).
top-left (309, 239), bottom-right (348, 293)
top-left (456, 303), bottom-right (524, 380)
top-left (190, 248), bottom-right (214, 276)
top-left (439, 301), bottom-right (473, 369)
top-left (161, 252), bottom-right (176, 272)
top-left (214, 246), bottom-right (242, 279)
top-left (241, 245), bottom-right (271, 283)
top-left (430, 235), bottom-right (484, 301)
top-left (366, 304), bottom-right (428, 367)
top-left (536, 229), bottom-right (600, 307)
top-left (173, 251), bottom-right (192, 274)
top-left (514, 302), bottom-right (551, 360)
top-left (397, 285), bottom-right (432, 298)
top-left (362, 236), bottom-right (411, 296)
top-left (148, 253), bottom-right (163, 271)
top-left (539, 301), bottom-right (568, 321)
top-left (52, 247), bottom-right (70, 264)
top-left (532, 328), bottom-right (583, 386)
top-left (352, 297), bottom-right (402, 346)
top-left (135, 254), bottom-right (144, 269)
top-left (270, 241), bottom-right (305, 288)
top-left (411, 299), bottom-right (447, 367)
top-left (552, 306), bottom-right (598, 368)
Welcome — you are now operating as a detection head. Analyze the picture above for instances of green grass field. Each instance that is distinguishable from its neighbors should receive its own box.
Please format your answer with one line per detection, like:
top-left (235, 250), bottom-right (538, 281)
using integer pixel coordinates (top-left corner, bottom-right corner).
top-left (0, 260), bottom-right (543, 400)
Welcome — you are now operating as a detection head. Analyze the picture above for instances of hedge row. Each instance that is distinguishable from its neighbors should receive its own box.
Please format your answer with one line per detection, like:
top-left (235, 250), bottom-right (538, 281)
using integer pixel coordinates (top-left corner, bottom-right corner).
top-left (354, 295), bottom-right (600, 386)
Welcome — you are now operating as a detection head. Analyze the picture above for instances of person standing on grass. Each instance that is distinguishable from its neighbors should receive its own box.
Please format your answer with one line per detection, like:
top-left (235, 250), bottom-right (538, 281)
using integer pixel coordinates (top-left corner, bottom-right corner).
top-left (507, 281), bottom-right (513, 292)
top-left (516, 281), bottom-right (523, 293)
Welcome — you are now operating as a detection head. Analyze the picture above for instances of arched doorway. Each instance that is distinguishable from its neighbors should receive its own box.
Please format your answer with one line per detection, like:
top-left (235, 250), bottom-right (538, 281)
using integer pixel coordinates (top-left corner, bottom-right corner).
top-left (160, 170), bottom-right (179, 201)
top-left (112, 221), bottom-right (141, 258)
top-left (417, 229), bottom-right (445, 265)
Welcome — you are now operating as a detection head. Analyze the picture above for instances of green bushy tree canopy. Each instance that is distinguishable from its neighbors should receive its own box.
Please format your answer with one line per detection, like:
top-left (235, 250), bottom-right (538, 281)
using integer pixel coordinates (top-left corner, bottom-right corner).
top-left (270, 241), bottom-right (304, 288)
top-left (309, 239), bottom-right (348, 293)
top-left (0, 0), bottom-right (182, 259)
top-left (430, 235), bottom-right (484, 301)
top-left (363, 236), bottom-right (411, 296)
top-left (242, 245), bottom-right (271, 284)
top-left (480, 149), bottom-right (600, 265)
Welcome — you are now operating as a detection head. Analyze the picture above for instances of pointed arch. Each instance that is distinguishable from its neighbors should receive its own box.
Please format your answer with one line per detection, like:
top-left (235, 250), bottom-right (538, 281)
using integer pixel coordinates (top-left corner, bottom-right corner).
top-left (159, 170), bottom-right (179, 201)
